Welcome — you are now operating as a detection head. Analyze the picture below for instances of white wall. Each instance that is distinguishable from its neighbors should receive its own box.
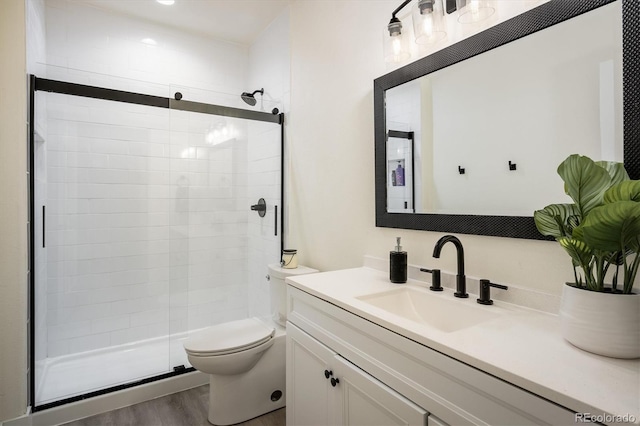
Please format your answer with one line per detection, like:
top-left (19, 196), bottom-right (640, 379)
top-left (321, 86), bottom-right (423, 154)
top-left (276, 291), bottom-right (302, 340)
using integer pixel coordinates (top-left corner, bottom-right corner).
top-left (288, 0), bottom-right (576, 297)
top-left (43, 0), bottom-right (249, 101)
top-left (0, 0), bottom-right (28, 421)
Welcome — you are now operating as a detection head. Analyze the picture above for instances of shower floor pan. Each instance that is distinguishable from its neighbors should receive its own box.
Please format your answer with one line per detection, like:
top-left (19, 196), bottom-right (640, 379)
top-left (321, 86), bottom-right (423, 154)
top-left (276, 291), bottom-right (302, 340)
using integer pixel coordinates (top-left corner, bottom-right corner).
top-left (36, 332), bottom-right (194, 406)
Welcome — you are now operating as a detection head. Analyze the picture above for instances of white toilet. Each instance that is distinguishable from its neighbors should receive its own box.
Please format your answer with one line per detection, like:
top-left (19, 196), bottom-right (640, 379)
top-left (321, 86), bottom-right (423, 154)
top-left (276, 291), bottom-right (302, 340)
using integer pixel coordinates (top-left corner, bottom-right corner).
top-left (184, 263), bottom-right (317, 425)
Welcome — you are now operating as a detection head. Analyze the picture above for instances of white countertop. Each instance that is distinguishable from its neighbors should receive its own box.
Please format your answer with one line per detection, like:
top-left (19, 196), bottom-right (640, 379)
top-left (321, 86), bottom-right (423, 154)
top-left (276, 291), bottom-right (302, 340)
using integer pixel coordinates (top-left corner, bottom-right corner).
top-left (286, 267), bottom-right (640, 424)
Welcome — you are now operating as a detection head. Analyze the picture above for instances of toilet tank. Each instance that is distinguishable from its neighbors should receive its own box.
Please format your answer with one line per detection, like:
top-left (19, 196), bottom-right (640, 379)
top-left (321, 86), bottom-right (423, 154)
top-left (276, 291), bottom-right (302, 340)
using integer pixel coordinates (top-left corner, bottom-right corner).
top-left (267, 263), bottom-right (318, 326)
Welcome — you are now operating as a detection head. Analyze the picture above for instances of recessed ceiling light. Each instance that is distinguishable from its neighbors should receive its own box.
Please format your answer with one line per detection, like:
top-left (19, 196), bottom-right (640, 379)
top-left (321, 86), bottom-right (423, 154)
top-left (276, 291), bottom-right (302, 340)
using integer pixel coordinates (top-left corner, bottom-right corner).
top-left (156, 0), bottom-right (175, 5)
top-left (141, 38), bottom-right (157, 45)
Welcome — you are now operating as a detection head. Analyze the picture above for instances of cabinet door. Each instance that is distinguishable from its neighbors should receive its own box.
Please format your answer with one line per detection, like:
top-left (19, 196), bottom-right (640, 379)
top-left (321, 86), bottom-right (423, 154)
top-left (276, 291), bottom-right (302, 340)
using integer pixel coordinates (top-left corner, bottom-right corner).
top-left (333, 356), bottom-right (427, 426)
top-left (286, 322), bottom-right (338, 426)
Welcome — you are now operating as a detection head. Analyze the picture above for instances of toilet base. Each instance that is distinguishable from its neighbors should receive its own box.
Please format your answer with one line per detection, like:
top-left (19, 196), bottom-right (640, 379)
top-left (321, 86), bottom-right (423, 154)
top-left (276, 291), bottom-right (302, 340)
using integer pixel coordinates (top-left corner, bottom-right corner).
top-left (207, 331), bottom-right (286, 425)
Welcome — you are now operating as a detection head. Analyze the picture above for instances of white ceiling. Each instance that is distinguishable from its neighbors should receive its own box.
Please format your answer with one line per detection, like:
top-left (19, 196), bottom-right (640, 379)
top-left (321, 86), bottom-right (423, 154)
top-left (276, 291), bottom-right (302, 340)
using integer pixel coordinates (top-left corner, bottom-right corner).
top-left (73, 0), bottom-right (292, 45)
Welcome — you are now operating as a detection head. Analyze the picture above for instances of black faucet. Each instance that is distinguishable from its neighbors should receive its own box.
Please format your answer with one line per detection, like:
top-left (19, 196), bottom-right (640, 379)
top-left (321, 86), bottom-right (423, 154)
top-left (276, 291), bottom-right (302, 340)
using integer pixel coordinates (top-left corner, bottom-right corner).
top-left (432, 235), bottom-right (468, 298)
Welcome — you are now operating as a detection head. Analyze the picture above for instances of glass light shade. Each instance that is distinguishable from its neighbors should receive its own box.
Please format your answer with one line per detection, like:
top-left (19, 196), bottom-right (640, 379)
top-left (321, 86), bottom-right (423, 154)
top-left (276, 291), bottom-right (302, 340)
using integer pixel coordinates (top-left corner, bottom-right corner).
top-left (455, 0), bottom-right (495, 23)
top-left (412, 0), bottom-right (446, 44)
top-left (383, 26), bottom-right (411, 63)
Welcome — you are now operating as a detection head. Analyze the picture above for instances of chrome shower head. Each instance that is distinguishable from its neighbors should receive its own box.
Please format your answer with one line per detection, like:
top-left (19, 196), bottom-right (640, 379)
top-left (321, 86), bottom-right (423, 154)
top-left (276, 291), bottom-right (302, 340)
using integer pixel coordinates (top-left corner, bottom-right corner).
top-left (241, 88), bottom-right (264, 106)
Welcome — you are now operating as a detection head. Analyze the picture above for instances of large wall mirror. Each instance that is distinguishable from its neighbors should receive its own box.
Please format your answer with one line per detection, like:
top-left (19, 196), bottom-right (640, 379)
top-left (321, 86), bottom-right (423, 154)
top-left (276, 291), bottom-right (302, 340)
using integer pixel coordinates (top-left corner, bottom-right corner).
top-left (374, 0), bottom-right (639, 240)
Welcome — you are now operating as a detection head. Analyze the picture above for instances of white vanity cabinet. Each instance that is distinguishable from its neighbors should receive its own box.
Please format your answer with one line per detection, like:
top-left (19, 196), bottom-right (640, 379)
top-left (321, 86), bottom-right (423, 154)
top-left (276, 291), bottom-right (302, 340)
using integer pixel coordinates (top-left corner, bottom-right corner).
top-left (286, 321), bottom-right (337, 426)
top-left (287, 322), bottom-right (429, 426)
top-left (286, 285), bottom-right (577, 426)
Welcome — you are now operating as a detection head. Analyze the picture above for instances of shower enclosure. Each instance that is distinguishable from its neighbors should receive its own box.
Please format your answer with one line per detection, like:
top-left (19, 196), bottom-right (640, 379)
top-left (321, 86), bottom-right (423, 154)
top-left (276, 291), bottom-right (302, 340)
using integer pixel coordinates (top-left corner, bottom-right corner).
top-left (28, 74), bottom-right (284, 410)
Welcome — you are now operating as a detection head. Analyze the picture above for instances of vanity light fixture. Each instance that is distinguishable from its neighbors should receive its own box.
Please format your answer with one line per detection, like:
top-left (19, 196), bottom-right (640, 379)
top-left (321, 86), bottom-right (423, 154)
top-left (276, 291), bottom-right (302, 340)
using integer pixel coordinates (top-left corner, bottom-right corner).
top-left (455, 0), bottom-right (495, 23)
top-left (383, 1), bottom-right (412, 64)
top-left (384, 0), bottom-right (495, 63)
top-left (412, 0), bottom-right (447, 45)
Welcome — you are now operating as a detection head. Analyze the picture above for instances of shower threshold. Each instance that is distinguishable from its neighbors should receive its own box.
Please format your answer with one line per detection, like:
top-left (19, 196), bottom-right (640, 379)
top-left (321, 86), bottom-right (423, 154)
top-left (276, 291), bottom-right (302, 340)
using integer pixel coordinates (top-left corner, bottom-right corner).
top-left (35, 330), bottom-right (196, 408)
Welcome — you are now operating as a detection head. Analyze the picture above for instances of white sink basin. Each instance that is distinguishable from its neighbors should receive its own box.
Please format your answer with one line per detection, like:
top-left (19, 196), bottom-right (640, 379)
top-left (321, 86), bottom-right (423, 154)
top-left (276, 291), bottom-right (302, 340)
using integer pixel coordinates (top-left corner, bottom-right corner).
top-left (357, 286), bottom-right (500, 333)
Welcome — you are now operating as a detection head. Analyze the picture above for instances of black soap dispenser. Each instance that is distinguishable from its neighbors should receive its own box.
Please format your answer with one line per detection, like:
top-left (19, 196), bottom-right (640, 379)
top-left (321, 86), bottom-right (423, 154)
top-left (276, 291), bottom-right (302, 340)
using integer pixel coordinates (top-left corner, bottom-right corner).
top-left (390, 237), bottom-right (407, 284)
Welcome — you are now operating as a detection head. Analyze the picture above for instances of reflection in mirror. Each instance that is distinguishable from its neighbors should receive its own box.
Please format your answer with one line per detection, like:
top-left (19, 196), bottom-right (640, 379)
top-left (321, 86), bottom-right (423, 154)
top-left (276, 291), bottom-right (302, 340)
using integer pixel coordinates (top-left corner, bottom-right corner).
top-left (374, 0), bottom-right (638, 240)
top-left (385, 1), bottom-right (622, 216)
top-left (387, 130), bottom-right (416, 212)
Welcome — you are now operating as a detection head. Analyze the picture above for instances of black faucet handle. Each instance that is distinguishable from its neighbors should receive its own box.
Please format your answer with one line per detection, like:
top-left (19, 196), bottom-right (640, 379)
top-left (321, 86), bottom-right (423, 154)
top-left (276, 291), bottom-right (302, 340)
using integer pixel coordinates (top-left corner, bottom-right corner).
top-left (419, 268), bottom-right (443, 291)
top-left (477, 279), bottom-right (508, 305)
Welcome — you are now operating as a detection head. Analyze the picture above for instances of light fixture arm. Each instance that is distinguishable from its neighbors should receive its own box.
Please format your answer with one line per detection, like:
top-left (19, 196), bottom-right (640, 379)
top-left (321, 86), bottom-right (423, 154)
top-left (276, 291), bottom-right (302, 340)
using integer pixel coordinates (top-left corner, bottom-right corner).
top-left (391, 0), bottom-right (413, 20)
top-left (388, 0), bottom-right (412, 36)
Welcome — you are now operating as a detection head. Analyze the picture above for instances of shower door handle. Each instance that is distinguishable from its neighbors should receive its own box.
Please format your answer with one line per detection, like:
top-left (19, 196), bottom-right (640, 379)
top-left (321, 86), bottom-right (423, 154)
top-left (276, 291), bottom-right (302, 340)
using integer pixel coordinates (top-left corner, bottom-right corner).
top-left (42, 205), bottom-right (45, 248)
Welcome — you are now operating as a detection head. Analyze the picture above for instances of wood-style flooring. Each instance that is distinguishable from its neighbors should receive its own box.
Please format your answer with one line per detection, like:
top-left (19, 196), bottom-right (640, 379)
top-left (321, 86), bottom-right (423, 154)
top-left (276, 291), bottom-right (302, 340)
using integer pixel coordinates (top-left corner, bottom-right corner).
top-left (61, 385), bottom-right (285, 426)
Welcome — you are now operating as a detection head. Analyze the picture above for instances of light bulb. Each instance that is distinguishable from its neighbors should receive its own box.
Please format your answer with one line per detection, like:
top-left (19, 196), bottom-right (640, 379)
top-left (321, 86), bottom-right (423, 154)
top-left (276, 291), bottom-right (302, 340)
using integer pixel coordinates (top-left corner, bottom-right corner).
top-left (422, 16), bottom-right (434, 37)
top-left (456, 0), bottom-right (495, 23)
top-left (413, 0), bottom-right (446, 45)
top-left (392, 37), bottom-right (403, 55)
top-left (383, 24), bottom-right (410, 63)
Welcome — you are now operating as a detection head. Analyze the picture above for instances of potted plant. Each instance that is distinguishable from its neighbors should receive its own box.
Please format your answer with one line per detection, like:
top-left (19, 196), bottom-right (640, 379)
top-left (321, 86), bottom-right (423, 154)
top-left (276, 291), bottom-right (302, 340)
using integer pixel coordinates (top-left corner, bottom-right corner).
top-left (534, 154), bottom-right (640, 359)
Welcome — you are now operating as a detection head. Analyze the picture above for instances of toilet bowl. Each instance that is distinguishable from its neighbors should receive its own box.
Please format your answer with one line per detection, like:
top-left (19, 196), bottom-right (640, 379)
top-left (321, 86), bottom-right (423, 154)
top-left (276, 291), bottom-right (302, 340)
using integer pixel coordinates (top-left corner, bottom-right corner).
top-left (183, 263), bottom-right (318, 425)
top-left (185, 317), bottom-right (276, 376)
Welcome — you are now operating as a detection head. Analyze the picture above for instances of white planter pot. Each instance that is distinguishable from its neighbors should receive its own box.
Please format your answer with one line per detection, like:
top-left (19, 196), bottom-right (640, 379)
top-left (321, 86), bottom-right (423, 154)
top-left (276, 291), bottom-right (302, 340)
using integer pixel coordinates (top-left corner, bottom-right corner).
top-left (560, 283), bottom-right (640, 359)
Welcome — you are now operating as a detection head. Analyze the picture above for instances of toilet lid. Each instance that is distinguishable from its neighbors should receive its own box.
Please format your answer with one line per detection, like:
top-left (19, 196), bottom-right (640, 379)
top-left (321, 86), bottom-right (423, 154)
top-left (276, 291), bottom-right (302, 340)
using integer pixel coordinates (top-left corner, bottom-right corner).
top-left (183, 318), bottom-right (275, 356)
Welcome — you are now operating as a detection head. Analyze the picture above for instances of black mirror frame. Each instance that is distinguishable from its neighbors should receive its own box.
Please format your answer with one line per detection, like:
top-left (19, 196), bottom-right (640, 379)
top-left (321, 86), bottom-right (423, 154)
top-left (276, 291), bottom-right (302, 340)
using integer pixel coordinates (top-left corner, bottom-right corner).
top-left (374, 0), bottom-right (639, 240)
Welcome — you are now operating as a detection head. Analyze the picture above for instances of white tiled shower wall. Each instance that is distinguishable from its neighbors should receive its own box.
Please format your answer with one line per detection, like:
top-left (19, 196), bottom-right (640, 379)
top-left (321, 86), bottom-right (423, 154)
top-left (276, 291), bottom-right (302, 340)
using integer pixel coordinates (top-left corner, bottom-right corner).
top-left (44, 96), bottom-right (256, 357)
top-left (39, 0), bottom-right (286, 359)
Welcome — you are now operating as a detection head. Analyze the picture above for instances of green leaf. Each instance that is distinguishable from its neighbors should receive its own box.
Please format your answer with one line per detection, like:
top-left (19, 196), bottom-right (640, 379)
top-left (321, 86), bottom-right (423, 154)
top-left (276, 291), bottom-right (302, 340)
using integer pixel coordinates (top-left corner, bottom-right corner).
top-left (566, 215), bottom-right (581, 236)
top-left (603, 180), bottom-right (640, 204)
top-left (595, 160), bottom-right (629, 186)
top-left (572, 224), bottom-right (585, 242)
top-left (534, 204), bottom-right (578, 238)
top-left (581, 201), bottom-right (640, 252)
top-left (558, 236), bottom-right (593, 268)
top-left (558, 154), bottom-right (611, 217)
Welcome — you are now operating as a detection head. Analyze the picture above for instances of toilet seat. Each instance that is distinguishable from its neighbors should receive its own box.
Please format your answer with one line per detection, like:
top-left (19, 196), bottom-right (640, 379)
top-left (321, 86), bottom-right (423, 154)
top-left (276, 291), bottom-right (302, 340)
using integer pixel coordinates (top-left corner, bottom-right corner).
top-left (184, 317), bottom-right (275, 357)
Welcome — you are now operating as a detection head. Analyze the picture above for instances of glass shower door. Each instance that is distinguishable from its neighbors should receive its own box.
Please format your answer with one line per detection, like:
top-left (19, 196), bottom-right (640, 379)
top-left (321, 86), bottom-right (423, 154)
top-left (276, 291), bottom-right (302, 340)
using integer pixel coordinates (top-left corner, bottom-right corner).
top-left (35, 90), bottom-right (173, 405)
top-left (32, 75), bottom-right (283, 407)
top-left (167, 96), bottom-right (283, 370)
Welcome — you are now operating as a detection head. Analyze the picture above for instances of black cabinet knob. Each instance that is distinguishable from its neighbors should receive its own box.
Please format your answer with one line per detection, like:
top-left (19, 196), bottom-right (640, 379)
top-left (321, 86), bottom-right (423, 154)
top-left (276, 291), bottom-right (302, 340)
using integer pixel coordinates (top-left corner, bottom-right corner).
top-left (330, 377), bottom-right (340, 387)
top-left (324, 369), bottom-right (333, 379)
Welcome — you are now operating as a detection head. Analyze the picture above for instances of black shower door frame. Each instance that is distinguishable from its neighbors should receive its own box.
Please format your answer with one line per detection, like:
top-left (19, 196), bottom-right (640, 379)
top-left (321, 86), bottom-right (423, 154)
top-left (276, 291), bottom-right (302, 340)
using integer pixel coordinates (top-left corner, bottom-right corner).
top-left (27, 75), bottom-right (285, 411)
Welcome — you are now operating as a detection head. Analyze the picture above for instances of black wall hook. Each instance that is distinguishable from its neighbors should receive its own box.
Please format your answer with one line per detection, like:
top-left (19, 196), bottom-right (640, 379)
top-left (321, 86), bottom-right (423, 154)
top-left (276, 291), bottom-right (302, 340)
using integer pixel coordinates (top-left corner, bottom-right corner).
top-left (509, 161), bottom-right (517, 171)
top-left (458, 166), bottom-right (465, 175)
